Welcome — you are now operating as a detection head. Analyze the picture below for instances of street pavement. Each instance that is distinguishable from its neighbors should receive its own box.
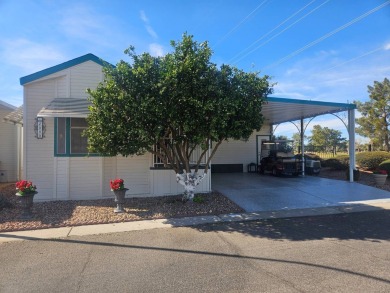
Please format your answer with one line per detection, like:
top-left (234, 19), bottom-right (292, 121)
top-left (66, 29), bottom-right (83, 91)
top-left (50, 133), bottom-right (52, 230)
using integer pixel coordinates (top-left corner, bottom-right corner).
top-left (0, 210), bottom-right (389, 293)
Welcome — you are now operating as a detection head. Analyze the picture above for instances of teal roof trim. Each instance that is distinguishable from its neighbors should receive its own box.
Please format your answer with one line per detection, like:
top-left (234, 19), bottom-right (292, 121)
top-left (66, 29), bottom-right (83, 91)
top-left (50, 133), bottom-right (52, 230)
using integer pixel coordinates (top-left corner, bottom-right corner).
top-left (20, 53), bottom-right (113, 85)
top-left (267, 96), bottom-right (356, 109)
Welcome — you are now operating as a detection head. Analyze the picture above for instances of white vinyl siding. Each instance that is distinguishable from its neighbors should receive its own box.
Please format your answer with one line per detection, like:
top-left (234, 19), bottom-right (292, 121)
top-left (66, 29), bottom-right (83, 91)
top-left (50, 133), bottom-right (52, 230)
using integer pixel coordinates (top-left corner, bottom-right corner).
top-left (70, 61), bottom-right (103, 98)
top-left (116, 155), bottom-right (151, 196)
top-left (0, 106), bottom-right (18, 182)
top-left (55, 157), bottom-right (69, 200)
top-left (212, 128), bottom-right (271, 171)
top-left (24, 79), bottom-right (56, 200)
top-left (69, 157), bottom-right (102, 199)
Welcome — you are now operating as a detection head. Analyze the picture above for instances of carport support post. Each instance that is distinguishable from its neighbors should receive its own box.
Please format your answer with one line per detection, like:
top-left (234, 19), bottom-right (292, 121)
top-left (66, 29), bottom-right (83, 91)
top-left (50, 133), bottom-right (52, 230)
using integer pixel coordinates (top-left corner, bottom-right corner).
top-left (348, 109), bottom-right (356, 182)
top-left (301, 118), bottom-right (305, 176)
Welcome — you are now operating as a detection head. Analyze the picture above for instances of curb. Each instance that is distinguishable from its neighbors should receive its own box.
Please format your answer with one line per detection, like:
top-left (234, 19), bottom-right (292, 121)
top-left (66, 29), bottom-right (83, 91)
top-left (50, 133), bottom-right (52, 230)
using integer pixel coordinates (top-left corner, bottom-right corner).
top-left (1, 201), bottom-right (389, 244)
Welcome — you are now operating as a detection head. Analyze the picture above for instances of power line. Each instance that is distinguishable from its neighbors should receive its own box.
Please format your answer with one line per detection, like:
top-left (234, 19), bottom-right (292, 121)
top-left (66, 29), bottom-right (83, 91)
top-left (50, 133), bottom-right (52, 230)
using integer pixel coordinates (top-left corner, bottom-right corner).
top-left (213, 0), bottom-right (269, 48)
top-left (319, 46), bottom-right (386, 74)
top-left (294, 44), bottom-right (389, 84)
top-left (263, 0), bottom-right (390, 70)
top-left (229, 0), bottom-right (322, 64)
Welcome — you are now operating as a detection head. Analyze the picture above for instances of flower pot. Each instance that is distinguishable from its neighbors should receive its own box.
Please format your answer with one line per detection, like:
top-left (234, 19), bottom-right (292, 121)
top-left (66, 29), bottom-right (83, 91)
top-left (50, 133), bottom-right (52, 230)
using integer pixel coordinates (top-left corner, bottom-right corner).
top-left (373, 174), bottom-right (387, 186)
top-left (113, 188), bottom-right (128, 213)
top-left (17, 192), bottom-right (37, 219)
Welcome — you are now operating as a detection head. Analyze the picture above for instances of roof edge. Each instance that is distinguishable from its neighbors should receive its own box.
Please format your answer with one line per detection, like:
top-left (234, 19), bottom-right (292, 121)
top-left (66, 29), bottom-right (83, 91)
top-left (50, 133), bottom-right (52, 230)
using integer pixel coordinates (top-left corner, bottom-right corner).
top-left (20, 53), bottom-right (113, 86)
top-left (267, 96), bottom-right (356, 109)
top-left (0, 100), bottom-right (17, 110)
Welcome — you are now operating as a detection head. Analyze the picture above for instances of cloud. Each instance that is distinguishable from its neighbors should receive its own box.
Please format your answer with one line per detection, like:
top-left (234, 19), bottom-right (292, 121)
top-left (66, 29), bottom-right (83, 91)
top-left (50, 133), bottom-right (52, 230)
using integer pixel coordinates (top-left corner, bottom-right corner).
top-left (0, 38), bottom-right (66, 73)
top-left (272, 47), bottom-right (390, 104)
top-left (149, 43), bottom-right (164, 57)
top-left (60, 4), bottom-right (120, 48)
top-left (140, 10), bottom-right (158, 39)
top-left (146, 26), bottom-right (158, 39)
top-left (140, 10), bottom-right (148, 22)
top-left (385, 43), bottom-right (390, 50)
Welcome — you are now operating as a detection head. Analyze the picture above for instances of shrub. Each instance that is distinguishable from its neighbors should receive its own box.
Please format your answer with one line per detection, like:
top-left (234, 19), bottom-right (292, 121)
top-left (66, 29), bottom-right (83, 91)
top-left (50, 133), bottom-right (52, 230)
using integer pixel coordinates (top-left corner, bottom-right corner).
top-left (323, 155), bottom-right (349, 170)
top-left (379, 159), bottom-right (390, 174)
top-left (296, 153), bottom-right (322, 161)
top-left (356, 151), bottom-right (390, 170)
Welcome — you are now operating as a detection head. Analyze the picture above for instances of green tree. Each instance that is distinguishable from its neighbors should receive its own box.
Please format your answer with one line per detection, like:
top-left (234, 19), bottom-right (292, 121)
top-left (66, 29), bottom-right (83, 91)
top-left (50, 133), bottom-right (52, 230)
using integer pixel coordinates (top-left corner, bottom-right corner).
top-left (355, 78), bottom-right (390, 151)
top-left (292, 132), bottom-right (307, 153)
top-left (308, 125), bottom-right (346, 154)
top-left (86, 33), bottom-right (273, 201)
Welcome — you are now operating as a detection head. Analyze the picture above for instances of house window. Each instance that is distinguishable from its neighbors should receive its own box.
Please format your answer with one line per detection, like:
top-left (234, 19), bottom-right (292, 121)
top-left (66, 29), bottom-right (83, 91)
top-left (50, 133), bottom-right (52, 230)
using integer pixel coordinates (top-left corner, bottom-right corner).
top-left (56, 117), bottom-right (66, 154)
top-left (55, 118), bottom-right (95, 156)
top-left (70, 118), bottom-right (88, 154)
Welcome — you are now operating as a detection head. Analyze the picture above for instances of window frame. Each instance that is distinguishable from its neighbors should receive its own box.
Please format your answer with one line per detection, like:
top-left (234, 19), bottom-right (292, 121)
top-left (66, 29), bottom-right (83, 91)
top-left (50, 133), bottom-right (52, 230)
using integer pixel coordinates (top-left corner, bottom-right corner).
top-left (54, 117), bottom-right (99, 157)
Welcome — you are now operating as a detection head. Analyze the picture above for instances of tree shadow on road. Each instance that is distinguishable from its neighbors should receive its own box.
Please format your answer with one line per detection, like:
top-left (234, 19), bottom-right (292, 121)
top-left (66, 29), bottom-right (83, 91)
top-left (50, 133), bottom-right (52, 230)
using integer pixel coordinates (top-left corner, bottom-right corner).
top-left (163, 208), bottom-right (390, 242)
top-left (187, 209), bottom-right (390, 242)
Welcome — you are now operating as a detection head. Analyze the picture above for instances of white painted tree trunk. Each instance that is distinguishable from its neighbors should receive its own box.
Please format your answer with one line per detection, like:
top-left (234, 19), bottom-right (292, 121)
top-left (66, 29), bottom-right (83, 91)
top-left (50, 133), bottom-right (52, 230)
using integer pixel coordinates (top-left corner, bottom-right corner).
top-left (176, 171), bottom-right (206, 202)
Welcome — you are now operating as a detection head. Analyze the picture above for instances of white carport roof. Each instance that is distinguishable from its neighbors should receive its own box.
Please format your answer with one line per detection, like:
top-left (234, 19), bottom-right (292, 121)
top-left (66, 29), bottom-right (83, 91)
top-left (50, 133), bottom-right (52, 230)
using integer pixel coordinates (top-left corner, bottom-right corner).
top-left (263, 97), bottom-right (356, 125)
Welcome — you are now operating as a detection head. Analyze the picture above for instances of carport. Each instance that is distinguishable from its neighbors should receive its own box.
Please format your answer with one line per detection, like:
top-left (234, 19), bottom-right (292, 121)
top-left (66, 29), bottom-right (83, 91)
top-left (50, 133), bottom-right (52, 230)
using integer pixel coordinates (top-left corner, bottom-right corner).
top-left (212, 173), bottom-right (390, 212)
top-left (262, 97), bottom-right (357, 181)
top-left (210, 97), bottom-right (389, 213)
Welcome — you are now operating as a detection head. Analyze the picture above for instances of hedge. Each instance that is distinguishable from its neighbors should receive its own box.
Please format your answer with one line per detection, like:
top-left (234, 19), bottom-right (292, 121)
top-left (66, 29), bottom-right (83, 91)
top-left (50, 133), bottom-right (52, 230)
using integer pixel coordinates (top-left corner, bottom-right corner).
top-left (356, 151), bottom-right (390, 170)
top-left (323, 155), bottom-right (349, 170)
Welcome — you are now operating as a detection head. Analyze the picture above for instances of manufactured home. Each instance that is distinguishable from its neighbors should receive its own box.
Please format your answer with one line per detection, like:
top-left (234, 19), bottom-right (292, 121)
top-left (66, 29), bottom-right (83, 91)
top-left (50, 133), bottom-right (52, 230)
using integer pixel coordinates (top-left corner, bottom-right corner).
top-left (0, 100), bottom-right (22, 182)
top-left (20, 54), bottom-right (356, 201)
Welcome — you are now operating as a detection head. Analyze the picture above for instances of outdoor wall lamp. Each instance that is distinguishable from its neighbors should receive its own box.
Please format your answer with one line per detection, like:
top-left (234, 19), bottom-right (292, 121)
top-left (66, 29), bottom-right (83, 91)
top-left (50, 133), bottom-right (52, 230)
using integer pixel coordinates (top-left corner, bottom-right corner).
top-left (34, 117), bottom-right (46, 139)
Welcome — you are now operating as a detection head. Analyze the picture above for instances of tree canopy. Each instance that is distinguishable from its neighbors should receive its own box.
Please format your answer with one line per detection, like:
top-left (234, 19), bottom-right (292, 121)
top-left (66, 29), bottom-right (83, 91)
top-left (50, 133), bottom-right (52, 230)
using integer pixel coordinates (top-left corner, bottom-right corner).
top-left (307, 125), bottom-right (346, 154)
top-left (355, 78), bottom-right (390, 151)
top-left (86, 34), bottom-right (273, 175)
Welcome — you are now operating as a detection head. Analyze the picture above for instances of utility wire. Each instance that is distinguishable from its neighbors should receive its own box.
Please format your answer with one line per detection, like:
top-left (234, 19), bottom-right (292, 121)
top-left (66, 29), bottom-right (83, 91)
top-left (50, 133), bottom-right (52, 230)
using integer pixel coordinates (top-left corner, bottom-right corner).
top-left (319, 46), bottom-right (386, 74)
top-left (263, 0), bottom-right (390, 70)
top-left (213, 0), bottom-right (269, 48)
top-left (232, 0), bottom-right (330, 65)
top-left (229, 0), bottom-right (320, 64)
top-left (295, 44), bottom-right (389, 84)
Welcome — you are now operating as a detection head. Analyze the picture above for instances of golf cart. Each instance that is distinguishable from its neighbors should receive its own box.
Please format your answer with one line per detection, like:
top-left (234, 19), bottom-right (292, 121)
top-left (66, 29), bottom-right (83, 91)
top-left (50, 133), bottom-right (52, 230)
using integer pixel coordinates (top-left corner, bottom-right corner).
top-left (259, 140), bottom-right (302, 176)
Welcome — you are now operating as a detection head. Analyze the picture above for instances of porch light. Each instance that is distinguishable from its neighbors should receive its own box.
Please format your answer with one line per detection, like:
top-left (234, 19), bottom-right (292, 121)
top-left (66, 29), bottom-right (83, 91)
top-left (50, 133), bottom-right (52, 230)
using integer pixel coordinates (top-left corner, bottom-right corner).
top-left (34, 117), bottom-right (46, 139)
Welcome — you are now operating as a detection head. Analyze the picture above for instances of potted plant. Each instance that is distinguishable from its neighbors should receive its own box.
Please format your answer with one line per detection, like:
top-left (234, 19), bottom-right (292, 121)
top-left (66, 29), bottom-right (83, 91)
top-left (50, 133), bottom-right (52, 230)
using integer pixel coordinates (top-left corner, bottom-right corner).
top-left (15, 180), bottom-right (37, 219)
top-left (372, 169), bottom-right (387, 186)
top-left (110, 178), bottom-right (128, 213)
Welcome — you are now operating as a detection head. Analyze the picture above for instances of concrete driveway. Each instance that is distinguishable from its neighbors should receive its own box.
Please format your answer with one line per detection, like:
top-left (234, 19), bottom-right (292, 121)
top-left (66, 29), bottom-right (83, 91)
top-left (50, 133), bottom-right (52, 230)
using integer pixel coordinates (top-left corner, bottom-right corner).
top-left (211, 173), bottom-right (390, 212)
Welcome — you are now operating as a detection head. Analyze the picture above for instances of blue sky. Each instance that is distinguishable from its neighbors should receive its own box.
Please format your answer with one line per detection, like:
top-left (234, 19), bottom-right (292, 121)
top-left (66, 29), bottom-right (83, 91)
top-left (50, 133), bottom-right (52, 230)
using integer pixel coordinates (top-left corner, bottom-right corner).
top-left (1, 0), bottom-right (389, 139)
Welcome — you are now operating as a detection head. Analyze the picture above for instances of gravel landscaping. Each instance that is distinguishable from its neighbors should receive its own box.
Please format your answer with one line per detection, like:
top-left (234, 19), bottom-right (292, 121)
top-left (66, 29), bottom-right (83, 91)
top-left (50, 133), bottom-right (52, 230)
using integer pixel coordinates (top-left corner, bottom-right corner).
top-left (1, 168), bottom-right (389, 233)
top-left (0, 184), bottom-right (244, 233)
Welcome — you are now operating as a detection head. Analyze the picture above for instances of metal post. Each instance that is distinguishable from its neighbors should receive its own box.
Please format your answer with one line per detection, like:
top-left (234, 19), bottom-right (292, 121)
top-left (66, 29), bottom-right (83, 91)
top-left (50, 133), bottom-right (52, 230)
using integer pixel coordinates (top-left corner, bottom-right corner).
top-left (301, 118), bottom-right (305, 176)
top-left (348, 109), bottom-right (356, 182)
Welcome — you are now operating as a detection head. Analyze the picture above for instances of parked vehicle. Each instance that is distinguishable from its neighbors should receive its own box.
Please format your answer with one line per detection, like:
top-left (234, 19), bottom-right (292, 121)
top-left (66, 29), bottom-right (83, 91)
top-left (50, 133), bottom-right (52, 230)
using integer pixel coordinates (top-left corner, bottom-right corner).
top-left (259, 140), bottom-right (302, 176)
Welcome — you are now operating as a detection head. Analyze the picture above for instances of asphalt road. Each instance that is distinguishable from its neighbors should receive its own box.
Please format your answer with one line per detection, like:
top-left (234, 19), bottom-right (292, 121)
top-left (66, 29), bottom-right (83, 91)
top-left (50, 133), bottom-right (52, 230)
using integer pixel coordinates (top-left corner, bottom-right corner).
top-left (0, 210), bottom-right (389, 293)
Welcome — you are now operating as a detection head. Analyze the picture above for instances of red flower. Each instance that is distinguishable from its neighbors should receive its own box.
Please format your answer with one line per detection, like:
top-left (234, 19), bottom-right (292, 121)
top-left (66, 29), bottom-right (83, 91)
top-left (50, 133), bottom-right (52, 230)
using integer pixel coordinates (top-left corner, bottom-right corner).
top-left (15, 180), bottom-right (37, 196)
top-left (110, 178), bottom-right (125, 191)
